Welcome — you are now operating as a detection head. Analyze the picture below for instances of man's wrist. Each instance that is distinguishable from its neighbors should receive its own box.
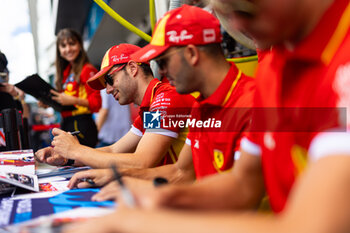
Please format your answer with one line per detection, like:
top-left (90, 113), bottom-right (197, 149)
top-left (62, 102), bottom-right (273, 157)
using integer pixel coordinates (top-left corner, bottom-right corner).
top-left (69, 145), bottom-right (82, 160)
top-left (62, 158), bottom-right (75, 166)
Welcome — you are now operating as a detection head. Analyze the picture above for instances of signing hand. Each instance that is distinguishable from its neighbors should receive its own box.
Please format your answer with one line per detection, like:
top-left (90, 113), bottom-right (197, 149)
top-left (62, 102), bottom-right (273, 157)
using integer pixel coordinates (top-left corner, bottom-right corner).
top-left (91, 177), bottom-right (154, 203)
top-left (35, 146), bottom-right (67, 166)
top-left (91, 181), bottom-right (120, 202)
top-left (68, 169), bottom-right (114, 189)
top-left (51, 128), bottom-right (80, 159)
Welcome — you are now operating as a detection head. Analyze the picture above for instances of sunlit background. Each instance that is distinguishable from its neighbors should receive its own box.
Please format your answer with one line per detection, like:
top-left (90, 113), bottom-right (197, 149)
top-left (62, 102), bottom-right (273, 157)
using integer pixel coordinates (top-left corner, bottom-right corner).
top-left (0, 0), bottom-right (36, 84)
top-left (0, 0), bottom-right (152, 92)
top-left (0, 0), bottom-right (56, 87)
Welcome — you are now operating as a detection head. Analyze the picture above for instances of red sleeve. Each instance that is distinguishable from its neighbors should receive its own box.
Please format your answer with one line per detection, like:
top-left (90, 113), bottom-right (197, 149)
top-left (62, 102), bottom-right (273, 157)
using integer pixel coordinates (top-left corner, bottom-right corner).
top-left (80, 64), bottom-right (101, 113)
top-left (132, 115), bottom-right (143, 133)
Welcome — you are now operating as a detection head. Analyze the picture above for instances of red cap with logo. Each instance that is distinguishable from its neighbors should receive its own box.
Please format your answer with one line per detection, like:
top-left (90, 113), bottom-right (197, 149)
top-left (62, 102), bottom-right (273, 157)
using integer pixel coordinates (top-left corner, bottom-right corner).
top-left (87, 43), bottom-right (141, 90)
top-left (131, 5), bottom-right (222, 63)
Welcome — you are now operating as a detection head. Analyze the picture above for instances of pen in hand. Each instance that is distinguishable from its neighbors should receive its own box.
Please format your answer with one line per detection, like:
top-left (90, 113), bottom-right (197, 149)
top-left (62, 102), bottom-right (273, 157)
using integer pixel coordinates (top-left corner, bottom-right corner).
top-left (69, 131), bottom-right (80, 136)
top-left (111, 164), bottom-right (135, 207)
top-left (50, 131), bottom-right (80, 149)
top-left (80, 178), bottom-right (96, 187)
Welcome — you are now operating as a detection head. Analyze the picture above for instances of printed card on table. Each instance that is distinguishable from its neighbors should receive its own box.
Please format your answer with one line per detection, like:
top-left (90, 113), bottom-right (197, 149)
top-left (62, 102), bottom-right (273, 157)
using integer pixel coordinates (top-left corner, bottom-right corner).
top-left (0, 149), bottom-right (35, 175)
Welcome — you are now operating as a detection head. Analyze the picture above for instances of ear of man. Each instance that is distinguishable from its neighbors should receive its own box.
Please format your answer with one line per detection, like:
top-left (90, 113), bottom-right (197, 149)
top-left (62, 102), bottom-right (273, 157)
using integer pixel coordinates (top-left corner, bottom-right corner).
top-left (183, 44), bottom-right (200, 66)
top-left (126, 60), bottom-right (139, 78)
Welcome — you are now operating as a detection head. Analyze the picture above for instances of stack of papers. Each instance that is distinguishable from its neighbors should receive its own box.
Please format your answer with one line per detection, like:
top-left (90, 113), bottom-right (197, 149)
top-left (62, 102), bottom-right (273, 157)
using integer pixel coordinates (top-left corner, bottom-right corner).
top-left (0, 149), bottom-right (39, 192)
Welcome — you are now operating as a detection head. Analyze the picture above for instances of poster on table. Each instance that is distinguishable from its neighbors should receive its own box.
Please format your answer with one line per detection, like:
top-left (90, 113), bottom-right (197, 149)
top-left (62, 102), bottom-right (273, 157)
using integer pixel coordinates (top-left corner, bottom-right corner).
top-left (0, 188), bottom-right (114, 228)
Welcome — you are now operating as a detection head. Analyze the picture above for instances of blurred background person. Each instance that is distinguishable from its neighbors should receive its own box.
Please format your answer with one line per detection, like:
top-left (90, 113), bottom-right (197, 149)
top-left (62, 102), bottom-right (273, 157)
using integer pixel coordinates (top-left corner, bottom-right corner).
top-left (0, 50), bottom-right (29, 151)
top-left (0, 50), bottom-right (28, 116)
top-left (95, 90), bottom-right (131, 148)
top-left (40, 28), bottom-right (101, 149)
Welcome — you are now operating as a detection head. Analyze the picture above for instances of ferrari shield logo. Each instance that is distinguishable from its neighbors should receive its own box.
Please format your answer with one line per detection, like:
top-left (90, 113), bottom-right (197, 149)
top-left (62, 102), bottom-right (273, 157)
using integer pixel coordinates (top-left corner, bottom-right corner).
top-left (213, 149), bottom-right (224, 169)
top-left (291, 144), bottom-right (308, 176)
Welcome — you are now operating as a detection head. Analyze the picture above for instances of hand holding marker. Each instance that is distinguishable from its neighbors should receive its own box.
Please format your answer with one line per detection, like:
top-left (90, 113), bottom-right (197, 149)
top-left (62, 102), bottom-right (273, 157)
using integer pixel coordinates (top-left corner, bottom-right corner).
top-left (111, 164), bottom-right (135, 207)
top-left (50, 131), bottom-right (80, 148)
top-left (69, 131), bottom-right (80, 136)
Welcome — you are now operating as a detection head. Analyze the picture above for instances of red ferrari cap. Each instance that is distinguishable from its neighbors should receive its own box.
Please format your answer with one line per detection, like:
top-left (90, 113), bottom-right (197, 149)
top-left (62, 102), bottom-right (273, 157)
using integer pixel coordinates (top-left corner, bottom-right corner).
top-left (87, 43), bottom-right (141, 90)
top-left (131, 5), bottom-right (222, 63)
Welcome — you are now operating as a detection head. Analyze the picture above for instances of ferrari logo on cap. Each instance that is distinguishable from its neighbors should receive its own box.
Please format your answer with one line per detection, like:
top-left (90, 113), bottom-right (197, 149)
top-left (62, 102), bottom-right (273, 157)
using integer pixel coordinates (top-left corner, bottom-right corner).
top-left (291, 145), bottom-right (308, 176)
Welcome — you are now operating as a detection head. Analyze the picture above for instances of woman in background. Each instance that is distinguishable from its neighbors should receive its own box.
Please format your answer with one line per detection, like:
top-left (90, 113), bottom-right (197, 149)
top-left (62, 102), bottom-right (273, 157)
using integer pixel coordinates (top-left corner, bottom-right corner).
top-left (50, 28), bottom-right (101, 148)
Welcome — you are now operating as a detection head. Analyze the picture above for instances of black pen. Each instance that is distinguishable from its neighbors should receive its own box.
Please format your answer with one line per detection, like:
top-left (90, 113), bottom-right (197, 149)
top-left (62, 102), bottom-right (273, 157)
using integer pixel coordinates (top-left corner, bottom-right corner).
top-left (81, 178), bottom-right (96, 186)
top-left (69, 131), bottom-right (80, 136)
top-left (153, 177), bottom-right (168, 187)
top-left (111, 164), bottom-right (135, 207)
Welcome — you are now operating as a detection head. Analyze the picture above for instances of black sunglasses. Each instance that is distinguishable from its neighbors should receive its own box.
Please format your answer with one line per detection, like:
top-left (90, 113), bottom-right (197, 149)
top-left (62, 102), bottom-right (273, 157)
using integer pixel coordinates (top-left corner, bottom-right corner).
top-left (155, 58), bottom-right (167, 70)
top-left (104, 64), bottom-right (126, 86)
top-left (154, 47), bottom-right (185, 70)
top-left (105, 73), bottom-right (114, 86)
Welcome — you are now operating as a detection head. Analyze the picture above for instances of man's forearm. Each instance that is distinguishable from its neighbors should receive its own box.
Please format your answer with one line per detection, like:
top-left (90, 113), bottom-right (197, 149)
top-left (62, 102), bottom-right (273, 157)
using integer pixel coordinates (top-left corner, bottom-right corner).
top-left (69, 145), bottom-right (117, 168)
top-left (159, 172), bottom-right (264, 211)
top-left (115, 156), bottom-right (350, 233)
top-left (96, 145), bottom-right (114, 153)
top-left (70, 146), bottom-right (157, 169)
top-left (121, 163), bottom-right (196, 184)
top-left (69, 133), bottom-right (173, 169)
top-left (114, 208), bottom-right (282, 233)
